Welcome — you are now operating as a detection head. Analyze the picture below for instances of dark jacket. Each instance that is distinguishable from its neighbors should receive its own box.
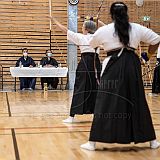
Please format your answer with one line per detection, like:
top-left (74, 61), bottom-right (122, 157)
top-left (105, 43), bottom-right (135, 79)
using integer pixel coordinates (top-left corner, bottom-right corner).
top-left (16, 56), bottom-right (36, 67)
top-left (40, 57), bottom-right (58, 67)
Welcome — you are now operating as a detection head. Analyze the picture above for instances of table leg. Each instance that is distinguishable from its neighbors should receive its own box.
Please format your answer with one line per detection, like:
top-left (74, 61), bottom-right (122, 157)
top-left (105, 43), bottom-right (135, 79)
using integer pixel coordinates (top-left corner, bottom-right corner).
top-left (61, 77), bottom-right (63, 90)
top-left (2, 67), bottom-right (3, 91)
top-left (14, 77), bottom-right (16, 92)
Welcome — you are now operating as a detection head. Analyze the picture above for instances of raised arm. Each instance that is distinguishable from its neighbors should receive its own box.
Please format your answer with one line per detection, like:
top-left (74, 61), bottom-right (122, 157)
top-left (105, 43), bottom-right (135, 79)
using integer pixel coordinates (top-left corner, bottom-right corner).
top-left (51, 17), bottom-right (67, 34)
top-left (50, 17), bottom-right (83, 45)
top-left (97, 20), bottom-right (105, 27)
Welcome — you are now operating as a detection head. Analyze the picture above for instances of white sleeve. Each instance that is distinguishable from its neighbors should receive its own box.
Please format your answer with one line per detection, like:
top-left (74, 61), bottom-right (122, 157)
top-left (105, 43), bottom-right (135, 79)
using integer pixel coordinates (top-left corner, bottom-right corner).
top-left (89, 28), bottom-right (103, 48)
top-left (139, 25), bottom-right (160, 45)
top-left (67, 30), bottom-right (83, 45)
top-left (157, 45), bottom-right (160, 58)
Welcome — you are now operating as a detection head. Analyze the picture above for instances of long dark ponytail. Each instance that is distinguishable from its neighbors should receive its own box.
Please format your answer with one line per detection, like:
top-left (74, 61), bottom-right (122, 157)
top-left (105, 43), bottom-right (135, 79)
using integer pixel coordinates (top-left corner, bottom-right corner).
top-left (110, 2), bottom-right (131, 47)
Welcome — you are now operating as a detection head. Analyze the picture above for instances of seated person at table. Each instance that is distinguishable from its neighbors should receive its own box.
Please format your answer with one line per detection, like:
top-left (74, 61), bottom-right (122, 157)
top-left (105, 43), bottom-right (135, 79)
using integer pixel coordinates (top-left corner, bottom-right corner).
top-left (16, 48), bottom-right (36, 91)
top-left (40, 50), bottom-right (59, 89)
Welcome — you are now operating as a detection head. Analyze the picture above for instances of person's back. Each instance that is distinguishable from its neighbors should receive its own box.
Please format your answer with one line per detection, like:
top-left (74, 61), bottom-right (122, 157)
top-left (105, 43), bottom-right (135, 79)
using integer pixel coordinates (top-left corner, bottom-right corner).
top-left (81, 1), bottom-right (160, 151)
top-left (91, 22), bottom-right (159, 52)
top-left (67, 30), bottom-right (97, 53)
top-left (51, 17), bottom-right (101, 123)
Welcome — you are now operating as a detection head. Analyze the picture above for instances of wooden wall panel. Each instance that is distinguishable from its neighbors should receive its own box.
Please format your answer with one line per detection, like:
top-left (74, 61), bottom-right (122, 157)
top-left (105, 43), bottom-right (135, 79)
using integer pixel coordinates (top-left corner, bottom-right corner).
top-left (0, 0), bottom-right (68, 90)
top-left (0, 0), bottom-right (159, 90)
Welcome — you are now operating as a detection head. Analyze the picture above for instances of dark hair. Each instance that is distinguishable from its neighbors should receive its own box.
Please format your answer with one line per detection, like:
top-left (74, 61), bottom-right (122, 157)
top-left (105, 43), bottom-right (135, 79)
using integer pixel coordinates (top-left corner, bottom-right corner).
top-left (110, 2), bottom-right (131, 47)
top-left (46, 49), bottom-right (52, 53)
top-left (84, 20), bottom-right (97, 34)
top-left (22, 48), bottom-right (28, 52)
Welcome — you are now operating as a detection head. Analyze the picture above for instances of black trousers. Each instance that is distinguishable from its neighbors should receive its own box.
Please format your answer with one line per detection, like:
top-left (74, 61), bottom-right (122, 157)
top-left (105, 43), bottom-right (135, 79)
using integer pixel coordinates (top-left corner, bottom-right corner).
top-left (19, 77), bottom-right (36, 90)
top-left (70, 52), bottom-right (101, 115)
top-left (41, 77), bottom-right (59, 89)
top-left (152, 62), bottom-right (160, 93)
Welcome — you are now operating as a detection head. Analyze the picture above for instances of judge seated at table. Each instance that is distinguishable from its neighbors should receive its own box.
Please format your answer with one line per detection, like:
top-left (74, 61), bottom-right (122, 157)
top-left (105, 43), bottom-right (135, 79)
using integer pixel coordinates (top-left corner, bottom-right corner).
top-left (40, 50), bottom-right (59, 89)
top-left (16, 48), bottom-right (36, 91)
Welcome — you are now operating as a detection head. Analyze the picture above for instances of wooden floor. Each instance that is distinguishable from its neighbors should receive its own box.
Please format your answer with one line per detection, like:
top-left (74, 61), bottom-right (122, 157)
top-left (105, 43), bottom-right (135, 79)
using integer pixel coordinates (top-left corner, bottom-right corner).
top-left (0, 90), bottom-right (160, 160)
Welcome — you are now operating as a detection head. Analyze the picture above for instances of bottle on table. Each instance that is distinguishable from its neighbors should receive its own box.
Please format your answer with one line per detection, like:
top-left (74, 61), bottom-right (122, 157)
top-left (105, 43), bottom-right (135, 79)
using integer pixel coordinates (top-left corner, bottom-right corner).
top-left (44, 83), bottom-right (48, 92)
top-left (19, 61), bottom-right (23, 68)
top-left (37, 62), bottom-right (40, 68)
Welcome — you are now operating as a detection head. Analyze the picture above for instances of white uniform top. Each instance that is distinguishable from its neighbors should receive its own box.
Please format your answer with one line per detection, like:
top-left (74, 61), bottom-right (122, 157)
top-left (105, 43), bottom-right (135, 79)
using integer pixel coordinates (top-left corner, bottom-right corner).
top-left (89, 22), bottom-right (160, 51)
top-left (89, 22), bottom-right (160, 76)
top-left (67, 30), bottom-right (99, 54)
top-left (157, 45), bottom-right (160, 58)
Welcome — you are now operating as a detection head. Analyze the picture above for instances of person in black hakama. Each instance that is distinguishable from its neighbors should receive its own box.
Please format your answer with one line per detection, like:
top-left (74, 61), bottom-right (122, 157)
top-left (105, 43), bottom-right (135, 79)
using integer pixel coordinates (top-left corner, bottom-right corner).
top-left (81, 2), bottom-right (160, 150)
top-left (50, 17), bottom-right (104, 123)
top-left (152, 45), bottom-right (160, 94)
top-left (16, 48), bottom-right (36, 91)
top-left (40, 50), bottom-right (59, 89)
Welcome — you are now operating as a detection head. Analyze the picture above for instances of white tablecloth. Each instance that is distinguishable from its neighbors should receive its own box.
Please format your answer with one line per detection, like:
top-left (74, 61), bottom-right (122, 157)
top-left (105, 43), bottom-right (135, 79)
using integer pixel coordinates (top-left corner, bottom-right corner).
top-left (10, 67), bottom-right (68, 77)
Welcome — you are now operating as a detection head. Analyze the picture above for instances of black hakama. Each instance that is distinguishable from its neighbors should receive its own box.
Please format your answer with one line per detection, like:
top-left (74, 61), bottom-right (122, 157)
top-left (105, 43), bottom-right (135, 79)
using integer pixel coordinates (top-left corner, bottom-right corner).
top-left (89, 48), bottom-right (156, 144)
top-left (70, 52), bottom-right (101, 115)
top-left (152, 63), bottom-right (160, 93)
